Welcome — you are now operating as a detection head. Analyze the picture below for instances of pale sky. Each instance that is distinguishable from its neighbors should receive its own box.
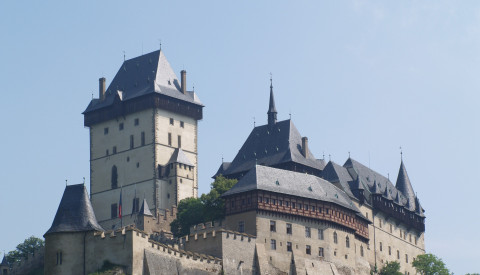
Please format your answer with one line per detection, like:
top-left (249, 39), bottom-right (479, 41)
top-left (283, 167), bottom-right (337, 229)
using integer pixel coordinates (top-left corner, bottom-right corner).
top-left (0, 1), bottom-right (479, 273)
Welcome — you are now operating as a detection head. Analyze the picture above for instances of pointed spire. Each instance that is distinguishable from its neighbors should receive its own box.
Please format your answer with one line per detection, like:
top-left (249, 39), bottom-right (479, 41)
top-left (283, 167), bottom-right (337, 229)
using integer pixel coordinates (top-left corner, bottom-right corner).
top-left (394, 191), bottom-right (402, 205)
top-left (1, 254), bottom-right (8, 266)
top-left (139, 198), bottom-right (153, 217)
top-left (267, 74), bottom-right (277, 126)
top-left (396, 160), bottom-right (416, 211)
top-left (352, 176), bottom-right (364, 190)
top-left (371, 180), bottom-right (381, 194)
top-left (383, 184), bottom-right (393, 200)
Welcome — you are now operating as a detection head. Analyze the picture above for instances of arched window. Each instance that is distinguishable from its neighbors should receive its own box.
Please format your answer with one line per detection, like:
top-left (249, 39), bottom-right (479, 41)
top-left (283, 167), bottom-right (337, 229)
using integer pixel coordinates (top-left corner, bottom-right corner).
top-left (346, 236), bottom-right (350, 248)
top-left (111, 165), bottom-right (118, 189)
top-left (333, 232), bottom-right (338, 244)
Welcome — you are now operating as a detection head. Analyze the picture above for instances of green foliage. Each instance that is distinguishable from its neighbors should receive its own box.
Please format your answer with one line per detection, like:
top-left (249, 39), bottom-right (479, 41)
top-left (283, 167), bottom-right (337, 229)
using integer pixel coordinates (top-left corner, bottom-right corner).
top-left (412, 253), bottom-right (451, 275)
top-left (378, 261), bottom-right (402, 275)
top-left (88, 260), bottom-right (126, 275)
top-left (171, 175), bottom-right (237, 237)
top-left (6, 236), bottom-right (44, 264)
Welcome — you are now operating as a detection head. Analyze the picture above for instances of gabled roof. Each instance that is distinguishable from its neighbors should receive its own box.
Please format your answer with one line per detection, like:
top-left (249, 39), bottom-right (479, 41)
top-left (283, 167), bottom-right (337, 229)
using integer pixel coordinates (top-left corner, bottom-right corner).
top-left (45, 184), bottom-right (103, 235)
top-left (322, 161), bottom-right (354, 197)
top-left (395, 160), bottom-right (416, 211)
top-left (168, 148), bottom-right (194, 166)
top-left (220, 119), bottom-right (325, 177)
top-left (139, 199), bottom-right (153, 217)
top-left (343, 158), bottom-right (408, 206)
top-left (213, 162), bottom-right (231, 178)
top-left (83, 50), bottom-right (202, 114)
top-left (222, 165), bottom-right (360, 213)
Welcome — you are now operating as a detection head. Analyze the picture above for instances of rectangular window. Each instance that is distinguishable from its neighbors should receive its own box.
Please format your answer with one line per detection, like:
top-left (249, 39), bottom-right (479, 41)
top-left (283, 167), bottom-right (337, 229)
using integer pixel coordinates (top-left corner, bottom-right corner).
top-left (291, 202), bottom-right (296, 209)
top-left (134, 118), bottom-right (139, 126)
top-left (238, 221), bottom-right (245, 233)
top-left (104, 127), bottom-right (109, 135)
top-left (178, 135), bottom-right (181, 148)
top-left (271, 239), bottom-right (276, 250)
top-left (231, 200), bottom-right (235, 208)
top-left (141, 132), bottom-right (145, 146)
top-left (379, 219), bottom-right (382, 228)
top-left (258, 196), bottom-right (263, 202)
top-left (272, 199), bottom-right (276, 205)
top-left (180, 121), bottom-right (184, 128)
top-left (170, 118), bottom-right (174, 125)
top-left (247, 198), bottom-right (251, 204)
top-left (298, 203), bottom-right (302, 209)
top-left (318, 229), bottom-right (324, 240)
top-left (279, 200), bottom-right (283, 206)
top-left (306, 245), bottom-right (311, 255)
top-left (119, 123), bottom-right (124, 130)
top-left (56, 251), bottom-right (62, 265)
top-left (106, 149), bottom-right (109, 156)
top-left (265, 197), bottom-right (270, 204)
top-left (287, 242), bottom-right (292, 252)
top-left (304, 204), bottom-right (308, 210)
top-left (286, 223), bottom-right (292, 235)
top-left (406, 254), bottom-right (409, 263)
top-left (389, 246), bottom-right (391, 255)
top-left (390, 224), bottom-right (392, 233)
top-left (397, 250), bottom-right (400, 259)
top-left (168, 133), bottom-right (172, 146)
top-left (270, 221), bottom-right (276, 232)
top-left (305, 227), bottom-right (311, 238)
top-left (130, 135), bottom-right (134, 149)
top-left (285, 201), bottom-right (290, 207)
top-left (415, 236), bottom-right (418, 245)
top-left (311, 206), bottom-right (315, 212)
top-left (111, 203), bottom-right (117, 218)
top-left (380, 242), bottom-right (383, 251)
top-left (113, 146), bottom-right (117, 154)
top-left (319, 247), bottom-right (324, 257)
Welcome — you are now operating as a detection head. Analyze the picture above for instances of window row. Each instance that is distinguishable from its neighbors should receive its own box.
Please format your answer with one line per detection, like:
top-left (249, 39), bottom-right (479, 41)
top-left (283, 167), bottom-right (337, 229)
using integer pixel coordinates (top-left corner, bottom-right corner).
top-left (103, 119), bottom-right (140, 135)
top-left (168, 133), bottom-right (182, 148)
top-left (269, 239), bottom-right (364, 257)
top-left (379, 219), bottom-right (418, 245)
top-left (169, 117), bottom-right (185, 128)
top-left (379, 242), bottom-right (410, 263)
top-left (105, 132), bottom-right (146, 156)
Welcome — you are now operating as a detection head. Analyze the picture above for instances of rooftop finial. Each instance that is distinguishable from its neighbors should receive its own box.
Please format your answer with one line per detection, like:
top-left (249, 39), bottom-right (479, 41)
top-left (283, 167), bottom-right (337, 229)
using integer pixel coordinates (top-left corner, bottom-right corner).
top-left (267, 73), bottom-right (277, 126)
top-left (159, 39), bottom-right (162, 51)
top-left (348, 151), bottom-right (351, 158)
top-left (65, 179), bottom-right (67, 186)
top-left (83, 177), bottom-right (85, 185)
top-left (400, 146), bottom-right (403, 161)
top-left (253, 116), bottom-right (256, 127)
top-left (123, 51), bottom-right (125, 62)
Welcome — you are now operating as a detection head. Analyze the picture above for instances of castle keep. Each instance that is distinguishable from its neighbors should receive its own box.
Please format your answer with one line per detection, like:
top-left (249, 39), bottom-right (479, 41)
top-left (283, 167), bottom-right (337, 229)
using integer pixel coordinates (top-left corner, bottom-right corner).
top-left (0, 49), bottom-right (426, 275)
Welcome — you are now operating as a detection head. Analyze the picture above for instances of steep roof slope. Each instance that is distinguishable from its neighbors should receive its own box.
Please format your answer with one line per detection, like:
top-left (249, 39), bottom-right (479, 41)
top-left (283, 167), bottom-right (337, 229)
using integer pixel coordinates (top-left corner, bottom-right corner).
top-left (222, 165), bottom-right (360, 213)
top-left (45, 184), bottom-right (103, 235)
top-left (395, 160), bottom-right (416, 211)
top-left (220, 119), bottom-right (325, 177)
top-left (84, 50), bottom-right (202, 114)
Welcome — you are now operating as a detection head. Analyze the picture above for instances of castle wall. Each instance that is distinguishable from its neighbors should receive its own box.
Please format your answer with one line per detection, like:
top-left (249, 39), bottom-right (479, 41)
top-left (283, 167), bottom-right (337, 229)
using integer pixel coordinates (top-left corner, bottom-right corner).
top-left (355, 202), bottom-right (425, 274)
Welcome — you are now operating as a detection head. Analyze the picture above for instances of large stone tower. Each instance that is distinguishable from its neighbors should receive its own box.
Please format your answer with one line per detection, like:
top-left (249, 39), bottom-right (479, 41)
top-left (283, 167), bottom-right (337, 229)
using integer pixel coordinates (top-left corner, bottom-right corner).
top-left (83, 50), bottom-right (203, 229)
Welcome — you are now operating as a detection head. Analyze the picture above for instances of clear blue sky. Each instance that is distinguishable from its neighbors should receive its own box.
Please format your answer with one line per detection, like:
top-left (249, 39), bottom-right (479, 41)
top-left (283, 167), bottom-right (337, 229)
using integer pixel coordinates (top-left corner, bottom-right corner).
top-left (1, 1), bottom-right (478, 273)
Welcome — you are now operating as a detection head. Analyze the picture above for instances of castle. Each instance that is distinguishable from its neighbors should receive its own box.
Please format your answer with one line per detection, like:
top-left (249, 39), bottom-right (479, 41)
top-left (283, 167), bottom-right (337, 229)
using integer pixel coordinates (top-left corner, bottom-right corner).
top-left (1, 49), bottom-right (426, 275)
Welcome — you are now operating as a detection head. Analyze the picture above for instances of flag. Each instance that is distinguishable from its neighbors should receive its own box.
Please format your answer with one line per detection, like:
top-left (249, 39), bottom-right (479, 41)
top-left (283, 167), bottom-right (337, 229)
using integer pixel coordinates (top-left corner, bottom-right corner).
top-left (118, 189), bottom-right (123, 219)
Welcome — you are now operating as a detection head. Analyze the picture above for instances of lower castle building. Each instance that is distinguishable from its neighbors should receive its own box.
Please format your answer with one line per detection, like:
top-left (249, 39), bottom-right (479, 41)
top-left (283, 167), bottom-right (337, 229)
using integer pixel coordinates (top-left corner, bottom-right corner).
top-left (2, 50), bottom-right (425, 275)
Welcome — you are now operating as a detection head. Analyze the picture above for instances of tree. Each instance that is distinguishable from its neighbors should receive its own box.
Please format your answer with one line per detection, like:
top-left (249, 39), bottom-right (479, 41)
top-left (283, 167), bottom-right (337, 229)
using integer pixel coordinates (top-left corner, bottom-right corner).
top-left (378, 261), bottom-right (402, 275)
top-left (170, 175), bottom-right (237, 237)
top-left (412, 253), bottom-right (451, 275)
top-left (6, 236), bottom-right (45, 264)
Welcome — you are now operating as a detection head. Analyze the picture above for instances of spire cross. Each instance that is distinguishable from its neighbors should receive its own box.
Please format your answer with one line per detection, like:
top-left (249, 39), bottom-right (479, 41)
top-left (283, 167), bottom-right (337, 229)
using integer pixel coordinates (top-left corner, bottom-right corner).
top-left (123, 51), bottom-right (126, 62)
top-left (322, 151), bottom-right (325, 160)
top-left (400, 146), bottom-right (403, 160)
top-left (253, 116), bottom-right (256, 127)
top-left (270, 72), bottom-right (272, 87)
top-left (159, 39), bottom-right (162, 51)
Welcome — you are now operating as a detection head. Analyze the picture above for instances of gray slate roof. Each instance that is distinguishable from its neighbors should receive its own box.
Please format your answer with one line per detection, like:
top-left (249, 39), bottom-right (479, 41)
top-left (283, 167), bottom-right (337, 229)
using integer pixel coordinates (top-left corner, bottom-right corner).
top-left (213, 162), bottom-right (231, 178)
top-left (83, 50), bottom-right (202, 114)
top-left (322, 161), bottom-right (354, 197)
top-left (220, 119), bottom-right (325, 177)
top-left (45, 184), bottom-right (103, 235)
top-left (1, 255), bottom-right (7, 266)
top-left (222, 165), bottom-right (361, 214)
top-left (395, 160), bottom-right (416, 211)
top-left (139, 198), bottom-right (153, 217)
top-left (169, 148), bottom-right (194, 166)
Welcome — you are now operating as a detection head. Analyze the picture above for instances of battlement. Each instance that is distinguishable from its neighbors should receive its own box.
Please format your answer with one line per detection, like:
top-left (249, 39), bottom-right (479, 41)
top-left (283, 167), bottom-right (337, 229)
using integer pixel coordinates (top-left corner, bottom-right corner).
top-left (189, 220), bottom-right (225, 235)
top-left (8, 247), bottom-right (45, 275)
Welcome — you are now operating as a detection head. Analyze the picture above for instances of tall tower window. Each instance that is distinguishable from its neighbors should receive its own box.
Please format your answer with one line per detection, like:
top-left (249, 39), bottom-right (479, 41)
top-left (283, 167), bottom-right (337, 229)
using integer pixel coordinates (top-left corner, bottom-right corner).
top-left (111, 165), bottom-right (118, 189)
top-left (180, 121), bottom-right (184, 128)
top-left (119, 123), bottom-right (124, 130)
top-left (130, 135), bottom-right (134, 149)
top-left (333, 232), bottom-right (338, 244)
top-left (56, 251), bottom-right (62, 265)
top-left (346, 236), bottom-right (350, 248)
top-left (169, 118), bottom-right (174, 125)
top-left (178, 135), bottom-right (182, 148)
top-left (104, 127), bottom-right (109, 135)
top-left (134, 118), bottom-right (139, 126)
top-left (141, 132), bottom-right (145, 146)
top-left (168, 133), bottom-right (172, 146)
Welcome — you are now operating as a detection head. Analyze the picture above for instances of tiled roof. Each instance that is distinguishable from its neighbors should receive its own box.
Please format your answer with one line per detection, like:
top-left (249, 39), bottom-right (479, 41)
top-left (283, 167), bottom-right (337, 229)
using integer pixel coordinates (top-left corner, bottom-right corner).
top-left (45, 184), bottom-right (103, 235)
top-left (222, 165), bottom-right (360, 213)
top-left (139, 199), bottom-right (153, 217)
top-left (83, 50), bottom-right (202, 114)
top-left (169, 148), bottom-right (194, 166)
top-left (213, 162), bottom-right (231, 178)
top-left (220, 119), bottom-right (325, 177)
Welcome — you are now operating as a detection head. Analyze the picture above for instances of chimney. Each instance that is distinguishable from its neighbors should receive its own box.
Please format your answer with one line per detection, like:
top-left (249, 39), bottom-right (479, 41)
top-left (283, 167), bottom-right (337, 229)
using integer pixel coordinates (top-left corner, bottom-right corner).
top-left (181, 70), bottom-right (186, 94)
top-left (302, 137), bottom-right (309, 158)
top-left (99, 77), bottom-right (106, 100)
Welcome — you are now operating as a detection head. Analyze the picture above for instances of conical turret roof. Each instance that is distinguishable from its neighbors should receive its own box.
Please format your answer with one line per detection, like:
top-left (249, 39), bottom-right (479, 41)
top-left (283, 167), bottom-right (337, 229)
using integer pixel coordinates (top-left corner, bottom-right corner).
top-left (396, 160), bottom-right (416, 211)
top-left (383, 184), bottom-right (393, 200)
top-left (351, 176), bottom-right (365, 190)
top-left (1, 255), bottom-right (8, 266)
top-left (45, 184), bottom-right (103, 235)
top-left (371, 180), bottom-right (381, 194)
top-left (139, 198), bottom-right (153, 217)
